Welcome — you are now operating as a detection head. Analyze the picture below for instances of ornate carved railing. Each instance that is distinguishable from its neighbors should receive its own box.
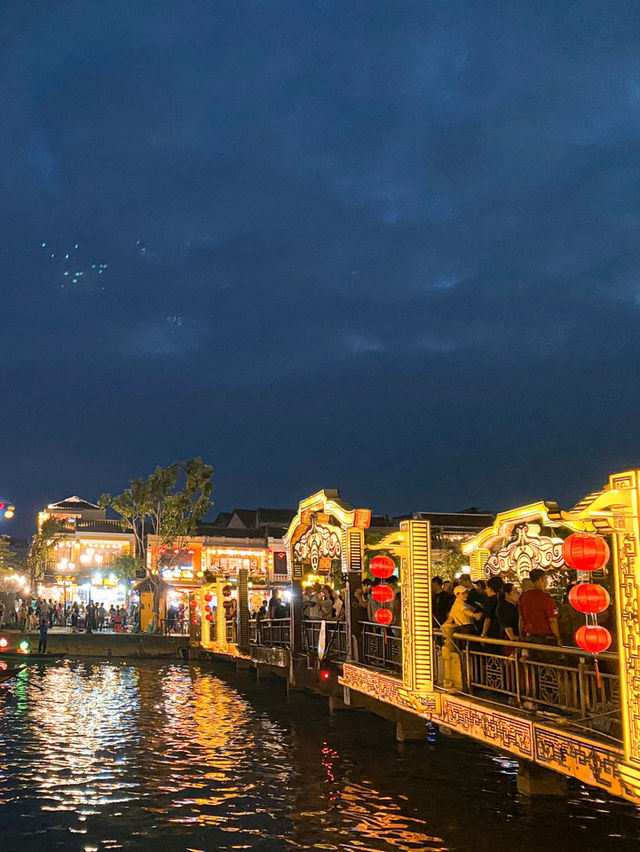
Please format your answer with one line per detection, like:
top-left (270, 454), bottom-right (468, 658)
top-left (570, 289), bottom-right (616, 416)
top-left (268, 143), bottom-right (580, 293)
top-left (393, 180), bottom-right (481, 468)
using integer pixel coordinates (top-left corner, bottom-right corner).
top-left (250, 617), bottom-right (291, 648)
top-left (441, 633), bottom-right (621, 740)
top-left (303, 619), bottom-right (348, 661)
top-left (361, 621), bottom-right (402, 673)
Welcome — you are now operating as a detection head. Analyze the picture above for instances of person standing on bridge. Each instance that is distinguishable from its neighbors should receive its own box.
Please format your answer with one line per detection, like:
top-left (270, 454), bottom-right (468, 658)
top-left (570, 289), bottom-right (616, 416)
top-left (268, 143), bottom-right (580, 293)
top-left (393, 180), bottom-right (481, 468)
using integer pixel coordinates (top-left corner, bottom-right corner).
top-left (518, 569), bottom-right (561, 646)
top-left (481, 576), bottom-right (504, 640)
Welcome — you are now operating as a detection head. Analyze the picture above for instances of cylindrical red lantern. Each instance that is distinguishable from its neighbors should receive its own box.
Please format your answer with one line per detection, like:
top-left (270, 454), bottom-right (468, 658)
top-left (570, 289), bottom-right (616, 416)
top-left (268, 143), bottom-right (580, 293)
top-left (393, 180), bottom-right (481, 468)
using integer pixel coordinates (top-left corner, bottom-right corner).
top-left (370, 555), bottom-right (395, 580)
top-left (568, 583), bottom-right (610, 615)
top-left (562, 533), bottom-right (610, 573)
top-left (375, 608), bottom-right (393, 626)
top-left (372, 584), bottom-right (394, 604)
top-left (575, 624), bottom-right (612, 655)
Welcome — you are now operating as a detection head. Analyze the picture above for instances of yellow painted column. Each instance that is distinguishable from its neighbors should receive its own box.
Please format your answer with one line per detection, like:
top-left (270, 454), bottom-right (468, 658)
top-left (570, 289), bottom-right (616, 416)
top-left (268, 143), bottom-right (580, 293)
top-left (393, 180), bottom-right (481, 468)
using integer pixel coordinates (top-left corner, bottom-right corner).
top-left (470, 549), bottom-right (490, 580)
top-left (200, 587), bottom-right (211, 647)
top-left (399, 520), bottom-right (439, 712)
top-left (215, 577), bottom-right (226, 646)
top-left (609, 470), bottom-right (640, 797)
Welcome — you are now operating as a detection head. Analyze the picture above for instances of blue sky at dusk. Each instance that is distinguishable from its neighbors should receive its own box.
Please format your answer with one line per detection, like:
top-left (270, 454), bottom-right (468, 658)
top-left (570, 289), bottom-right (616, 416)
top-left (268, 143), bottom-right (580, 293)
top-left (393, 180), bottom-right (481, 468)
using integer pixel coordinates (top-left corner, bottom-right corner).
top-left (2, 1), bottom-right (640, 534)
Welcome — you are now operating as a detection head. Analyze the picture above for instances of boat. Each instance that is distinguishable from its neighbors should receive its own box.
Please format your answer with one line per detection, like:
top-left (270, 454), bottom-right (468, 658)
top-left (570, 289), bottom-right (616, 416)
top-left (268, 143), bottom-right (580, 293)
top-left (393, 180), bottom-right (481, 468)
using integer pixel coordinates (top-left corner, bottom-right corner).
top-left (0, 652), bottom-right (67, 661)
top-left (0, 666), bottom-right (24, 684)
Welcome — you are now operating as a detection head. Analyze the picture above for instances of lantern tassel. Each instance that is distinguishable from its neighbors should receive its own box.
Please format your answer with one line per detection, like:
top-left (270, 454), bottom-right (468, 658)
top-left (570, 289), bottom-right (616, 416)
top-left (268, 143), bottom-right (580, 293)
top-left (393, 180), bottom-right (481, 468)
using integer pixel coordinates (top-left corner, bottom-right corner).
top-left (594, 658), bottom-right (601, 688)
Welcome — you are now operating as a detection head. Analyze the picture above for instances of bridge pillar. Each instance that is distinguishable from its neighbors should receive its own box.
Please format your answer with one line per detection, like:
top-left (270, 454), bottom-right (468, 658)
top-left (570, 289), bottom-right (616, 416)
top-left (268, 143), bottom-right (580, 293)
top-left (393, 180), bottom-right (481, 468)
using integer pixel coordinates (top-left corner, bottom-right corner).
top-left (395, 712), bottom-right (426, 742)
top-left (517, 761), bottom-right (567, 798)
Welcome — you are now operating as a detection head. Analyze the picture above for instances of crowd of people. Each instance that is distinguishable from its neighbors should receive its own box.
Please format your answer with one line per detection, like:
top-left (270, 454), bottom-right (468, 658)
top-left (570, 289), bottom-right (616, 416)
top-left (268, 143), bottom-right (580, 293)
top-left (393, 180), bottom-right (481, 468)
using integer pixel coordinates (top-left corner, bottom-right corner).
top-left (1, 597), bottom-right (140, 634)
top-left (431, 568), bottom-right (615, 649)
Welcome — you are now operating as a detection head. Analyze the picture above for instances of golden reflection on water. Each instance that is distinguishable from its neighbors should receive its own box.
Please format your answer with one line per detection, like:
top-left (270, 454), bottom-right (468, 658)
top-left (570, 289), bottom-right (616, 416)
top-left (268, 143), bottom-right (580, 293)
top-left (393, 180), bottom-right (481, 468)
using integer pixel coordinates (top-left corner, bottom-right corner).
top-left (0, 661), bottom-right (446, 851)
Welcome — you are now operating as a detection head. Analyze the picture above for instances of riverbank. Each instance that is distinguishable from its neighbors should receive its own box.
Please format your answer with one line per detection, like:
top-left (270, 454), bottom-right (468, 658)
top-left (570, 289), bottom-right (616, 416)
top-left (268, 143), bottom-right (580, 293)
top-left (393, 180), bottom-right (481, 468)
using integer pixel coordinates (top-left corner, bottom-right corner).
top-left (0, 628), bottom-right (191, 659)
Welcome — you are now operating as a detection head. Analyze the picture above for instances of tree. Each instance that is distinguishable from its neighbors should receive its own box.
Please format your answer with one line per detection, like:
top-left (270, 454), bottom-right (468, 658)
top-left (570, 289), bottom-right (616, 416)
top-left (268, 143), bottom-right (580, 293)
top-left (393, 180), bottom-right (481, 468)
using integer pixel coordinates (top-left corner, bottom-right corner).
top-left (432, 540), bottom-right (467, 582)
top-left (27, 518), bottom-right (66, 591)
top-left (109, 554), bottom-right (145, 584)
top-left (100, 457), bottom-right (214, 631)
top-left (0, 536), bottom-right (17, 577)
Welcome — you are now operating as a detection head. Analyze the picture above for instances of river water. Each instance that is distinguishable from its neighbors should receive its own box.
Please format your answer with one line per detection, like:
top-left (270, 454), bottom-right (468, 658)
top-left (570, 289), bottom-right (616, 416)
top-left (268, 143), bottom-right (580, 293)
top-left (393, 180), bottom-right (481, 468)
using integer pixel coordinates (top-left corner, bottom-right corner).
top-left (0, 660), bottom-right (639, 851)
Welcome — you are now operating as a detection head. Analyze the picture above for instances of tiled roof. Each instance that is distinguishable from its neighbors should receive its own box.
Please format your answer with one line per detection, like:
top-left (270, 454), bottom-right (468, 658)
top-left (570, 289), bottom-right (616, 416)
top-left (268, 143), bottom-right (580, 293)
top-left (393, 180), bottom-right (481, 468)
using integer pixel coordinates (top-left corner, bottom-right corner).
top-left (48, 495), bottom-right (101, 511)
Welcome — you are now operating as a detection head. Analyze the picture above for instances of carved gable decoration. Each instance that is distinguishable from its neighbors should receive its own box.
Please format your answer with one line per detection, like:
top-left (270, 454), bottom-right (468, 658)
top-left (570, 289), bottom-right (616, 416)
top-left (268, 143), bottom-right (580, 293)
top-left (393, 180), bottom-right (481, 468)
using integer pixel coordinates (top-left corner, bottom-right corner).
top-left (484, 523), bottom-right (564, 578)
top-left (293, 511), bottom-right (341, 574)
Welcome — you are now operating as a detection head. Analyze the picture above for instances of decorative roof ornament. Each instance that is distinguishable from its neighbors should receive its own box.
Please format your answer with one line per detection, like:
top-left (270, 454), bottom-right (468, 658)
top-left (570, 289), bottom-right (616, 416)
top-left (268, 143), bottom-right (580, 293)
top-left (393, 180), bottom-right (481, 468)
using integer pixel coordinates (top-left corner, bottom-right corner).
top-left (484, 523), bottom-right (564, 578)
top-left (293, 512), bottom-right (341, 572)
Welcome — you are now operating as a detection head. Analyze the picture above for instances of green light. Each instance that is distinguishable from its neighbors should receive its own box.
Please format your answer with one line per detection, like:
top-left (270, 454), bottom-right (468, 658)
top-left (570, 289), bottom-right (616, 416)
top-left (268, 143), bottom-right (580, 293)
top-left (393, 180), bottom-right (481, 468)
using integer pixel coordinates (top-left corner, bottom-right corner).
top-left (19, 640), bottom-right (29, 652)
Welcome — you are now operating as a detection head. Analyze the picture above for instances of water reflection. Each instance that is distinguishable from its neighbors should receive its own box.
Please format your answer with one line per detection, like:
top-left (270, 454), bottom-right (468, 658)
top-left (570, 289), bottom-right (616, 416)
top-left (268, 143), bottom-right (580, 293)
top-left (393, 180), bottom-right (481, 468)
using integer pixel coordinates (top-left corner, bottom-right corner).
top-left (0, 661), bottom-right (638, 851)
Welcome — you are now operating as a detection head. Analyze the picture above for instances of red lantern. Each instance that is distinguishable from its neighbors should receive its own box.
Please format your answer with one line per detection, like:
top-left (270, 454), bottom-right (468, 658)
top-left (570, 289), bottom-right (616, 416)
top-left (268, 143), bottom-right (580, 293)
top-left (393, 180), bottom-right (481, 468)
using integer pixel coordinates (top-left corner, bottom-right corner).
top-left (562, 533), bottom-right (610, 573)
top-left (568, 583), bottom-right (610, 615)
top-left (190, 600), bottom-right (197, 608)
top-left (375, 608), bottom-right (393, 626)
top-left (370, 555), bottom-right (395, 580)
top-left (191, 617), bottom-right (198, 625)
top-left (575, 624), bottom-right (612, 655)
top-left (372, 584), bottom-right (394, 603)
top-left (205, 613), bottom-right (212, 621)
top-left (204, 593), bottom-right (213, 602)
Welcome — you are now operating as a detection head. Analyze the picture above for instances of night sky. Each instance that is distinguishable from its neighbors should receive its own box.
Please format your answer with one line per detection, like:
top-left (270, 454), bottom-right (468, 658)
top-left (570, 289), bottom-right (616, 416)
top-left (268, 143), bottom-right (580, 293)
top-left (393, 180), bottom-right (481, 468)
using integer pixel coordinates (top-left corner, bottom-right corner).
top-left (3, 1), bottom-right (640, 536)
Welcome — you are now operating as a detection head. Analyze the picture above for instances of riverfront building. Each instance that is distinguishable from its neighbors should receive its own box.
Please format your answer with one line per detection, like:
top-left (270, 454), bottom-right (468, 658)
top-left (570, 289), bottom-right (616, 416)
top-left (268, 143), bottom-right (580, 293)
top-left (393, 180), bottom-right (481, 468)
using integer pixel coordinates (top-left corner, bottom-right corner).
top-left (36, 496), bottom-right (135, 607)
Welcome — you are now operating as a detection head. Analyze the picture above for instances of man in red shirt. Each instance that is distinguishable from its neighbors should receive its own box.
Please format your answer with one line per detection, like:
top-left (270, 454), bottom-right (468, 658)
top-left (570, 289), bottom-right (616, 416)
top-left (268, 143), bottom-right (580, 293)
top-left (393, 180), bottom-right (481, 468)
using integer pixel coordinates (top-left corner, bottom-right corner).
top-left (518, 568), bottom-right (561, 645)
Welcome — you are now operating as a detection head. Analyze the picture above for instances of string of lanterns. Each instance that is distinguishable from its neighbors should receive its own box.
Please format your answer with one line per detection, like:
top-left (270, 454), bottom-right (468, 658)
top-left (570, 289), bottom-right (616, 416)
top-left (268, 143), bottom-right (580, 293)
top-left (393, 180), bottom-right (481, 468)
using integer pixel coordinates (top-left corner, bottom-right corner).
top-left (562, 532), bottom-right (612, 683)
top-left (369, 555), bottom-right (396, 626)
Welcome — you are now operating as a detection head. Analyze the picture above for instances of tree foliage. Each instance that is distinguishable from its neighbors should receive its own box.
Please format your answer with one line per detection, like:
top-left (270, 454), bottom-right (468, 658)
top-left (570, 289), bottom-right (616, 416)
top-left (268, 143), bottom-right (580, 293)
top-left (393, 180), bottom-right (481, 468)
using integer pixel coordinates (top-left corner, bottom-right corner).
top-left (0, 535), bottom-right (17, 576)
top-left (27, 518), bottom-right (66, 586)
top-left (99, 458), bottom-right (214, 630)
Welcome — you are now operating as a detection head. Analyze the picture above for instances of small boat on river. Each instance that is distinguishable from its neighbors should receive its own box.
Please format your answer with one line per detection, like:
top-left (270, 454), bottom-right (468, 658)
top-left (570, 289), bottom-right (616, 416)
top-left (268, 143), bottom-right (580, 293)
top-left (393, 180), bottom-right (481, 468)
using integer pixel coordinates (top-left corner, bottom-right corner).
top-left (0, 652), bottom-right (67, 662)
top-left (0, 666), bottom-right (25, 684)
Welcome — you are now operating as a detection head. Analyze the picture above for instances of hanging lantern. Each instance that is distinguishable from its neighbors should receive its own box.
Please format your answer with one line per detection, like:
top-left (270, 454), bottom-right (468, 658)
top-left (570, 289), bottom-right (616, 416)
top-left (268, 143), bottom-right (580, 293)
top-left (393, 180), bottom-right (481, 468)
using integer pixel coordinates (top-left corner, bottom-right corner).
top-left (375, 608), bottom-right (393, 626)
top-left (370, 555), bottom-right (395, 580)
top-left (205, 613), bottom-right (212, 621)
top-left (204, 593), bottom-right (213, 602)
top-left (190, 600), bottom-right (198, 608)
top-left (372, 584), bottom-right (394, 603)
top-left (191, 617), bottom-right (198, 626)
top-left (568, 583), bottom-right (610, 615)
top-left (562, 533), bottom-right (610, 573)
top-left (575, 624), bottom-right (612, 655)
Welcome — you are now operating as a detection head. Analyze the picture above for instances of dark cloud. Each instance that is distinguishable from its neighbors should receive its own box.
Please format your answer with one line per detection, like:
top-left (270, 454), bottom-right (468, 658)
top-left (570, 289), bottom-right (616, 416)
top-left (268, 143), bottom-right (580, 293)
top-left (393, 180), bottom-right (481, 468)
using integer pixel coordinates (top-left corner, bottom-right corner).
top-left (2, 1), bottom-right (640, 533)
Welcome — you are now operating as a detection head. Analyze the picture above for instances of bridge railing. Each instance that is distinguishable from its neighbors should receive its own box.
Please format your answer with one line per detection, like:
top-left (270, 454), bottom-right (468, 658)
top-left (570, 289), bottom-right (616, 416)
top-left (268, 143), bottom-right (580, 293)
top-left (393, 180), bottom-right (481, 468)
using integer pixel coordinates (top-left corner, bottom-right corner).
top-left (303, 619), bottom-right (348, 661)
top-left (361, 621), bottom-right (402, 672)
top-left (440, 632), bottom-right (621, 740)
top-left (249, 617), bottom-right (291, 648)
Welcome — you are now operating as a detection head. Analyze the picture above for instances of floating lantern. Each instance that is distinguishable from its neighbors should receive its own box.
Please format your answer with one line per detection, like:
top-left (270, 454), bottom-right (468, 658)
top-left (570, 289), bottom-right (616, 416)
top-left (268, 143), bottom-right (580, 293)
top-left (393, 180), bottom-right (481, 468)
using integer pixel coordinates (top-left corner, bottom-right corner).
top-left (0, 637), bottom-right (8, 649)
top-left (370, 555), bottom-right (395, 580)
top-left (375, 608), bottom-right (393, 626)
top-left (575, 624), bottom-right (612, 655)
top-left (562, 533), bottom-right (610, 573)
top-left (372, 584), bottom-right (394, 603)
top-left (568, 583), bottom-right (610, 615)
top-left (19, 640), bottom-right (29, 653)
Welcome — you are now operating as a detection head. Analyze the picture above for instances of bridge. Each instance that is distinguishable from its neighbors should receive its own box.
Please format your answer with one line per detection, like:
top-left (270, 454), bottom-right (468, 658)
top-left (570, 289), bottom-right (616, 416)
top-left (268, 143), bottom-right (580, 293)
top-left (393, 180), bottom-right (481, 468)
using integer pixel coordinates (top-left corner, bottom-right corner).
top-left (193, 472), bottom-right (640, 806)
